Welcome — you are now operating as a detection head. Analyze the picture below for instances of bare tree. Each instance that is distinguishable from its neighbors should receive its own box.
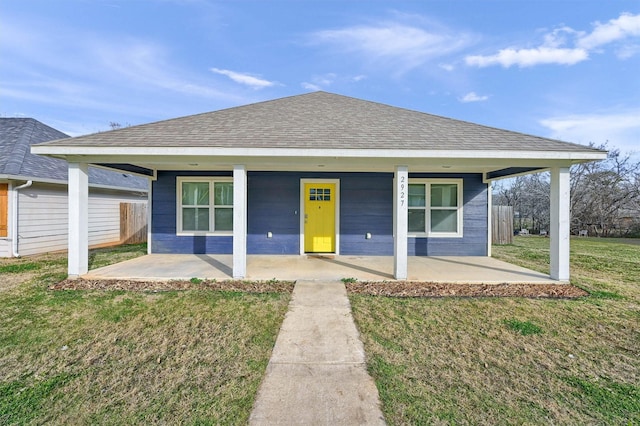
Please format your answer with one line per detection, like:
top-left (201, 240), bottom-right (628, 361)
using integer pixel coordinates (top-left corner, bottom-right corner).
top-left (570, 145), bottom-right (640, 236)
top-left (108, 122), bottom-right (131, 130)
top-left (494, 143), bottom-right (640, 236)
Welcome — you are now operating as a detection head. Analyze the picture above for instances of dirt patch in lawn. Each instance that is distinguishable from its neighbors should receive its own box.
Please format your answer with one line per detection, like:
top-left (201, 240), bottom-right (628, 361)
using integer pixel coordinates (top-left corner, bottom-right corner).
top-left (346, 281), bottom-right (589, 298)
top-left (50, 280), bottom-right (589, 298)
top-left (49, 279), bottom-right (295, 293)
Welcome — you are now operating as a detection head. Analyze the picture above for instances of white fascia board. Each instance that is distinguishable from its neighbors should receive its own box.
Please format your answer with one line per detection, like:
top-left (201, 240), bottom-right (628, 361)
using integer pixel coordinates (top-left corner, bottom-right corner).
top-left (31, 145), bottom-right (608, 162)
top-left (0, 174), bottom-right (68, 185)
top-left (0, 174), bottom-right (147, 193)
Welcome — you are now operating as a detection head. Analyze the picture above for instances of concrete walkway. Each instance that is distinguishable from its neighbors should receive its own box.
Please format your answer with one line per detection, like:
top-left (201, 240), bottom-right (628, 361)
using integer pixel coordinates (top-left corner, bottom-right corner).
top-left (249, 280), bottom-right (386, 425)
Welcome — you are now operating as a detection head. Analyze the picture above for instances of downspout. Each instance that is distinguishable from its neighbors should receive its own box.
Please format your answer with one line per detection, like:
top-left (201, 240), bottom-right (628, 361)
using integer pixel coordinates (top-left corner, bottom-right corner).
top-left (12, 180), bottom-right (33, 257)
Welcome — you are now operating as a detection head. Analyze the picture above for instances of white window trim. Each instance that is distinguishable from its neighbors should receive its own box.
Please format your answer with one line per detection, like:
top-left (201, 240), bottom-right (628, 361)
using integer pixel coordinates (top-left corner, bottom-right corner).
top-left (176, 176), bottom-right (233, 236)
top-left (408, 178), bottom-right (463, 238)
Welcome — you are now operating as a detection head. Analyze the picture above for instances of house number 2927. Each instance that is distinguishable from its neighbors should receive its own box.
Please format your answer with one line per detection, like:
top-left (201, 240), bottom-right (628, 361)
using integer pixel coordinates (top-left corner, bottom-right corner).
top-left (399, 175), bottom-right (405, 207)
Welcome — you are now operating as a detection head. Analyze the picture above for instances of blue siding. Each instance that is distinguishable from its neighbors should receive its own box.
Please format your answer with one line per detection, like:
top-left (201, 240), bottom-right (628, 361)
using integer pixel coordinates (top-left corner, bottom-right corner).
top-left (151, 171), bottom-right (232, 254)
top-left (246, 172), bottom-right (393, 254)
top-left (408, 173), bottom-right (488, 256)
top-left (247, 173), bottom-right (300, 254)
top-left (151, 171), bottom-right (488, 256)
top-left (340, 173), bottom-right (394, 255)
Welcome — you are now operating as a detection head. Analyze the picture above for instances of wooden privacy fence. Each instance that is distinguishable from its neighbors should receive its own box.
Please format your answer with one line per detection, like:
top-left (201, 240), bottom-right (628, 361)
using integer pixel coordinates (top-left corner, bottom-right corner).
top-left (492, 206), bottom-right (514, 245)
top-left (120, 202), bottom-right (147, 244)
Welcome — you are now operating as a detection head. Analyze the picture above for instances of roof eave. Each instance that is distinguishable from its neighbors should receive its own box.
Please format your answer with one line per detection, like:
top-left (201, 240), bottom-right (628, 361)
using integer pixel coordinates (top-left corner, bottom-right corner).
top-left (31, 145), bottom-right (608, 162)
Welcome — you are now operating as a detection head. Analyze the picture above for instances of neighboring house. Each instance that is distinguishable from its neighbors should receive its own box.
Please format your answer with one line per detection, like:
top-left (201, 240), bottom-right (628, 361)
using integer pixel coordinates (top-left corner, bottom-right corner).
top-left (1, 118), bottom-right (148, 257)
top-left (32, 92), bottom-right (606, 280)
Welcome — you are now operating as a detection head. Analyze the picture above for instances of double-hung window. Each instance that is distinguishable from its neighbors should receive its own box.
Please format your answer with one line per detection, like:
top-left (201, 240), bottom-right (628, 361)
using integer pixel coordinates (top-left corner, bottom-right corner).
top-left (177, 177), bottom-right (233, 235)
top-left (408, 179), bottom-right (463, 237)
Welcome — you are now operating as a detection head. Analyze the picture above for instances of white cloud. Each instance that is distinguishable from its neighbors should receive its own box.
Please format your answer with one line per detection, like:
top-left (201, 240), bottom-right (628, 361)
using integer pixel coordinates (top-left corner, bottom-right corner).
top-left (616, 43), bottom-right (640, 59)
top-left (539, 109), bottom-right (640, 154)
top-left (301, 82), bottom-right (321, 91)
top-left (210, 68), bottom-right (276, 89)
top-left (466, 47), bottom-right (588, 68)
top-left (577, 12), bottom-right (640, 50)
top-left (466, 12), bottom-right (640, 68)
top-left (311, 20), bottom-right (473, 72)
top-left (0, 15), bottom-right (246, 122)
top-left (459, 92), bottom-right (489, 103)
top-left (301, 73), bottom-right (364, 91)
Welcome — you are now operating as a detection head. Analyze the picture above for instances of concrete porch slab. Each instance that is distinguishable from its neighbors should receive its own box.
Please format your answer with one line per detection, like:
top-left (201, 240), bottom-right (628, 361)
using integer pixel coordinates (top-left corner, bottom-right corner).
top-left (85, 254), bottom-right (558, 284)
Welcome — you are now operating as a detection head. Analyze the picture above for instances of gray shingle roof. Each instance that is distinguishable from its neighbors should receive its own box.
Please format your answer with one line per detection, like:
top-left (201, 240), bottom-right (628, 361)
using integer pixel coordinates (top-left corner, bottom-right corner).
top-left (0, 118), bottom-right (147, 190)
top-left (36, 92), bottom-right (603, 154)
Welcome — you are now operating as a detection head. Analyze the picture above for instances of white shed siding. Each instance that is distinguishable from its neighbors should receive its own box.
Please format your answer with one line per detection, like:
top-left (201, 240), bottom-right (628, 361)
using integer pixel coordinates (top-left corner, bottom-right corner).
top-left (14, 182), bottom-right (145, 256)
top-left (0, 239), bottom-right (10, 257)
top-left (88, 192), bottom-right (130, 245)
top-left (17, 184), bottom-right (68, 255)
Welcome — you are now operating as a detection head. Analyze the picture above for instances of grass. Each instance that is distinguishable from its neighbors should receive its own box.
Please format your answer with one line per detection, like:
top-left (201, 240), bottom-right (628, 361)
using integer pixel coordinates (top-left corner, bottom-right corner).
top-left (503, 318), bottom-right (543, 336)
top-left (0, 244), bottom-right (291, 425)
top-left (350, 236), bottom-right (640, 425)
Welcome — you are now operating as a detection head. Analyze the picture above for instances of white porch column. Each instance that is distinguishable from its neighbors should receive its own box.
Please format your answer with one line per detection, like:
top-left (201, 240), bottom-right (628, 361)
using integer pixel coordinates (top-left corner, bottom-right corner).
top-left (487, 183), bottom-right (492, 257)
top-left (68, 162), bottom-right (89, 277)
top-left (394, 166), bottom-right (409, 280)
top-left (147, 177), bottom-right (153, 254)
top-left (550, 166), bottom-right (571, 281)
top-left (233, 165), bottom-right (247, 278)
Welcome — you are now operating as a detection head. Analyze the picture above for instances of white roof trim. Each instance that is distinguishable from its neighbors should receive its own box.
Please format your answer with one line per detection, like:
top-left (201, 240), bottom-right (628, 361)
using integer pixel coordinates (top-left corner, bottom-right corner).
top-left (31, 145), bottom-right (607, 161)
top-left (0, 174), bottom-right (147, 193)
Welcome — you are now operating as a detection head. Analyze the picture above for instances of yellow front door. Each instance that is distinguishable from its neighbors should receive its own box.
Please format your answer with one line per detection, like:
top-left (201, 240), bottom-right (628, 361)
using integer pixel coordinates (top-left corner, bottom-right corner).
top-left (304, 183), bottom-right (336, 253)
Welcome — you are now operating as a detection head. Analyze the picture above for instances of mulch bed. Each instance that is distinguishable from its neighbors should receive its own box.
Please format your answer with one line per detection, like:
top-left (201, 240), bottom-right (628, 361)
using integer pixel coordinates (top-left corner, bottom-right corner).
top-left (50, 279), bottom-right (589, 298)
top-left (346, 281), bottom-right (589, 298)
top-left (49, 279), bottom-right (295, 294)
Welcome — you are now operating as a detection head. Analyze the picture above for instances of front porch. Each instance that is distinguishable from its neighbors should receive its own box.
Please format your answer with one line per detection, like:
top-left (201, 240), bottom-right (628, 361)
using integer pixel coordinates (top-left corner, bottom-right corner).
top-left (84, 254), bottom-right (558, 284)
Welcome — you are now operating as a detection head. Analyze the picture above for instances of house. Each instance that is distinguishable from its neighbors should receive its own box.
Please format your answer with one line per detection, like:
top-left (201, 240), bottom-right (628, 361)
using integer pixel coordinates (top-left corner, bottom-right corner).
top-left (1, 118), bottom-right (148, 257)
top-left (31, 92), bottom-right (606, 280)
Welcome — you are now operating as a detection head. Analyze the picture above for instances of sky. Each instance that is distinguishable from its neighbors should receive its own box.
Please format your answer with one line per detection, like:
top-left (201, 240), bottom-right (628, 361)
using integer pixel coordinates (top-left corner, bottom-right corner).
top-left (1, 0), bottom-right (639, 156)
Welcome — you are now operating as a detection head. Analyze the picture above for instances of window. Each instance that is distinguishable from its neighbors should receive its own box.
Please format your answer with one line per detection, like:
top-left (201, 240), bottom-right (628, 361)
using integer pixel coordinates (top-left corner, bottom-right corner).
top-left (408, 180), bottom-right (463, 237)
top-left (177, 178), bottom-right (233, 234)
top-left (309, 187), bottom-right (331, 201)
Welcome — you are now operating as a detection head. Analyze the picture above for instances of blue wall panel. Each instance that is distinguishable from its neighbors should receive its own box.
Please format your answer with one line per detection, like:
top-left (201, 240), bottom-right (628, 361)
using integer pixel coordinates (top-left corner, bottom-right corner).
top-left (339, 173), bottom-right (394, 255)
top-left (246, 172), bottom-right (394, 254)
top-left (247, 172), bottom-right (300, 254)
top-left (408, 173), bottom-right (488, 256)
top-left (152, 171), bottom-right (233, 254)
top-left (151, 171), bottom-right (488, 256)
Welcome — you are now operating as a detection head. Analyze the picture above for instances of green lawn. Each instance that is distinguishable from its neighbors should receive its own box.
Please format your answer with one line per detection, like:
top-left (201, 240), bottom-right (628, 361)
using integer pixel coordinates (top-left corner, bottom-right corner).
top-left (350, 237), bottom-right (639, 425)
top-left (2, 240), bottom-right (638, 424)
top-left (0, 245), bottom-right (291, 425)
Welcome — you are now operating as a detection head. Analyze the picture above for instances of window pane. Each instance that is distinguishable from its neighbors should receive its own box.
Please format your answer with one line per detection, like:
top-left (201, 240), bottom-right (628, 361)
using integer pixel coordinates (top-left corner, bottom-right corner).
top-left (215, 208), bottom-right (233, 231)
top-left (182, 182), bottom-right (209, 206)
top-left (431, 184), bottom-right (457, 207)
top-left (408, 184), bottom-right (425, 207)
top-left (408, 210), bottom-right (426, 233)
top-left (431, 210), bottom-right (457, 233)
top-left (214, 182), bottom-right (233, 206)
top-left (183, 207), bottom-right (209, 231)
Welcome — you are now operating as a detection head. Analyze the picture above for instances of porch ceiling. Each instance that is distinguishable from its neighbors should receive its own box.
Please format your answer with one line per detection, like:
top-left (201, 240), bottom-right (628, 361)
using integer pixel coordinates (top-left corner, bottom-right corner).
top-left (48, 150), bottom-right (599, 177)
